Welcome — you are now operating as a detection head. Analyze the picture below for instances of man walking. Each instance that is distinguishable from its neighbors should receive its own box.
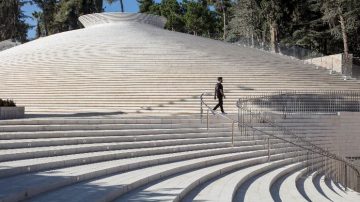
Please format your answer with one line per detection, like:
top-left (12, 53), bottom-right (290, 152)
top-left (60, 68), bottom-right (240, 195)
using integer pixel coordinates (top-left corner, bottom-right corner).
top-left (213, 77), bottom-right (226, 114)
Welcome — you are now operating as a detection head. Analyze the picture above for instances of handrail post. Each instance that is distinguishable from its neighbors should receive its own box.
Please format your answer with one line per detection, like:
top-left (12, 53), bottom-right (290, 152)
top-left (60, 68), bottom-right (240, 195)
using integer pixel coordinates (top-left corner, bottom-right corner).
top-left (344, 164), bottom-right (348, 189)
top-left (232, 121), bottom-right (235, 147)
top-left (306, 151), bottom-right (309, 173)
top-left (324, 156), bottom-right (327, 176)
top-left (267, 137), bottom-right (271, 162)
top-left (207, 109), bottom-right (209, 131)
top-left (237, 100), bottom-right (240, 129)
top-left (200, 95), bottom-right (203, 123)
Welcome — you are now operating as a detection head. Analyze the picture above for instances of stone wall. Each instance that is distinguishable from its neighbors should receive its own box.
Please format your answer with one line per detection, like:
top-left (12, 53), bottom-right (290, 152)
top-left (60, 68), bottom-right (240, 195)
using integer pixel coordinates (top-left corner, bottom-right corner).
top-left (305, 53), bottom-right (353, 76)
top-left (0, 107), bottom-right (25, 120)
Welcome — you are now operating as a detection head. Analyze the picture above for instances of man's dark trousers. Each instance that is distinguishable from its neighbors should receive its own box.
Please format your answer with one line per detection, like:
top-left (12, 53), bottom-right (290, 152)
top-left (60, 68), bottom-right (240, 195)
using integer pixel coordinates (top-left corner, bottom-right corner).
top-left (213, 96), bottom-right (224, 113)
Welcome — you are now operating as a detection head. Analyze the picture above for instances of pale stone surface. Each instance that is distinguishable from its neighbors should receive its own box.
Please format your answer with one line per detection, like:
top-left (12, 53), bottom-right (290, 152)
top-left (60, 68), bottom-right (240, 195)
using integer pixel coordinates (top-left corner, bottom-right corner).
top-left (305, 53), bottom-right (353, 76)
top-left (332, 112), bottom-right (360, 157)
top-left (0, 13), bottom-right (359, 115)
top-left (0, 12), bottom-right (359, 202)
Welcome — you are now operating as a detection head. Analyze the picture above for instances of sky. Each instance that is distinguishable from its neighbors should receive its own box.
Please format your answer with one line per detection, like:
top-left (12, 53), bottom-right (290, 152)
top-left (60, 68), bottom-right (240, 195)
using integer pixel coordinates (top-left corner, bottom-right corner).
top-left (22, 0), bottom-right (163, 39)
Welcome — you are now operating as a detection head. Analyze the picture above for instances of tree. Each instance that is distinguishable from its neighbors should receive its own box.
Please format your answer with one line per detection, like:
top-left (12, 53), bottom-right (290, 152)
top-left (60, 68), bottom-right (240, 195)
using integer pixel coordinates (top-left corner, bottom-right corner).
top-left (54, 0), bottom-right (80, 31)
top-left (228, 0), bottom-right (262, 45)
top-left (32, 11), bottom-right (43, 37)
top-left (52, 0), bottom-right (102, 33)
top-left (0, 0), bottom-right (29, 42)
top-left (259, 0), bottom-right (282, 53)
top-left (160, 0), bottom-right (184, 31)
top-left (183, 0), bottom-right (213, 36)
top-left (280, 0), bottom-right (331, 54)
top-left (32, 0), bottom-right (57, 36)
top-left (208, 0), bottom-right (232, 40)
top-left (137, 0), bottom-right (154, 13)
top-left (321, 0), bottom-right (360, 57)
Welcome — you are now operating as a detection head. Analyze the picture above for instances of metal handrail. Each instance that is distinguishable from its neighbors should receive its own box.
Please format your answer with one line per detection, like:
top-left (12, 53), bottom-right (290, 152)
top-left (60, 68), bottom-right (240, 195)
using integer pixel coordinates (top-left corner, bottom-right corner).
top-left (200, 92), bottom-right (360, 191)
top-left (237, 101), bottom-right (336, 159)
top-left (238, 91), bottom-right (360, 116)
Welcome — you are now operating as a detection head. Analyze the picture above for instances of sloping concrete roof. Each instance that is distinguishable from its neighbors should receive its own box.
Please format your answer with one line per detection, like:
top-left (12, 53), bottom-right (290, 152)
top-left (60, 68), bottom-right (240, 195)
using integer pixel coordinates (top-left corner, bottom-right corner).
top-left (0, 12), bottom-right (359, 115)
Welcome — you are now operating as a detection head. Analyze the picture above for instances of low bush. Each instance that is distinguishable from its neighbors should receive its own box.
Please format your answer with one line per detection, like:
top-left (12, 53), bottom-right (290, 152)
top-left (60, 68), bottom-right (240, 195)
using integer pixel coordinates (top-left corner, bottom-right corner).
top-left (0, 99), bottom-right (16, 107)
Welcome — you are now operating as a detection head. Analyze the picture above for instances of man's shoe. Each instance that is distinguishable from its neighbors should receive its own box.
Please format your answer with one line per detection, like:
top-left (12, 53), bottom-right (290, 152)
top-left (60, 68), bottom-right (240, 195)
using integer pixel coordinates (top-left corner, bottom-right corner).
top-left (222, 112), bottom-right (227, 115)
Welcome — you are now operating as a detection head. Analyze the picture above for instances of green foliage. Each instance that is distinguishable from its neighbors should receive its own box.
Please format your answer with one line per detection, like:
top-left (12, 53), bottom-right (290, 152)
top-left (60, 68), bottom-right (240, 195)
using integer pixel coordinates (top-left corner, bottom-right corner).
top-left (31, 0), bottom-right (104, 36)
top-left (228, 0), bottom-right (262, 42)
top-left (0, 0), bottom-right (29, 42)
top-left (54, 0), bottom-right (83, 31)
top-left (161, 0), bottom-right (184, 31)
top-left (32, 0), bottom-right (57, 36)
top-left (0, 99), bottom-right (16, 107)
top-left (183, 0), bottom-right (214, 36)
top-left (137, 0), bottom-right (154, 13)
top-left (12, 0), bottom-right (359, 57)
top-left (208, 0), bottom-right (232, 40)
top-left (282, 0), bottom-right (334, 53)
top-left (321, 0), bottom-right (359, 38)
top-left (226, 0), bottom-right (360, 56)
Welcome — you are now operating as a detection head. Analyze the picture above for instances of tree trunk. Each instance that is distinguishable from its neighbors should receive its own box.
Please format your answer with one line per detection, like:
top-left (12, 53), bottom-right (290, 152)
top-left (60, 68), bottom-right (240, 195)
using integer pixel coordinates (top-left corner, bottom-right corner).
top-left (95, 0), bottom-right (103, 12)
top-left (223, 11), bottom-right (226, 41)
top-left (120, 0), bottom-right (124, 12)
top-left (270, 21), bottom-right (279, 53)
top-left (262, 25), bottom-right (266, 49)
top-left (41, 2), bottom-right (49, 36)
top-left (339, 14), bottom-right (349, 58)
top-left (251, 32), bottom-right (254, 47)
top-left (43, 18), bottom-right (48, 36)
top-left (36, 20), bottom-right (41, 38)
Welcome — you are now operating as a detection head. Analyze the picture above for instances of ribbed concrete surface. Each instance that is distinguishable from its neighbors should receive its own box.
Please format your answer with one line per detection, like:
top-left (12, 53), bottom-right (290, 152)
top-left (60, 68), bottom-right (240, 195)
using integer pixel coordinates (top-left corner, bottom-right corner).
top-left (0, 13), bottom-right (359, 202)
top-left (0, 13), bottom-right (359, 115)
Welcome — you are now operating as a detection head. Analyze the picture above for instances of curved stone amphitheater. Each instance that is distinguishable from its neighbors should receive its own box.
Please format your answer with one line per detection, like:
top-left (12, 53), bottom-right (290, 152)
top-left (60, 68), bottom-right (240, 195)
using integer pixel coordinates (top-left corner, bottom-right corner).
top-left (0, 13), bottom-right (359, 202)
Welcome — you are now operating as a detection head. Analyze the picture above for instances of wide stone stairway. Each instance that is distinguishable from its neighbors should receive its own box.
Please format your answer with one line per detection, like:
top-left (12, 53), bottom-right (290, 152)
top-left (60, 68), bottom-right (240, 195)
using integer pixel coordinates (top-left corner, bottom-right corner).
top-left (0, 13), bottom-right (359, 201)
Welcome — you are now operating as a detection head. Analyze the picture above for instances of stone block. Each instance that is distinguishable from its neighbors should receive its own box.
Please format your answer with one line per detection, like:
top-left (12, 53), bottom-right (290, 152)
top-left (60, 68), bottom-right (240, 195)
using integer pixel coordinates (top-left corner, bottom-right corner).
top-left (0, 107), bottom-right (25, 120)
top-left (305, 53), bottom-right (353, 76)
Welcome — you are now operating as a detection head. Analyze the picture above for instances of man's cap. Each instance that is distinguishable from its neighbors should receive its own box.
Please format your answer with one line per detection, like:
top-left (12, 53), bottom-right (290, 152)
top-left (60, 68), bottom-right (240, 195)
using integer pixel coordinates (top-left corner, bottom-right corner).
top-left (217, 77), bottom-right (223, 81)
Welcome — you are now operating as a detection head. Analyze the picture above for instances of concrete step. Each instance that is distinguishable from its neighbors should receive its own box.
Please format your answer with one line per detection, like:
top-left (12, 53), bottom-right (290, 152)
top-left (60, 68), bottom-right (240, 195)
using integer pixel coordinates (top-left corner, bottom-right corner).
top-left (0, 147), bottom-right (288, 202)
top-left (27, 147), bottom-right (299, 202)
top-left (186, 153), bottom-right (305, 202)
top-left (0, 127), bottom-right (229, 140)
top-left (238, 161), bottom-right (307, 202)
top-left (119, 150), bottom-right (301, 202)
top-left (3, 143), bottom-right (281, 179)
top-left (0, 136), bottom-right (232, 162)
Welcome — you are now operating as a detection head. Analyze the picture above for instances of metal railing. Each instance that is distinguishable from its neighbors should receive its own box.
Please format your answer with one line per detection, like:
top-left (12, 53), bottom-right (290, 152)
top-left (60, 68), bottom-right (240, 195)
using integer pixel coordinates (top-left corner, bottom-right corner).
top-left (200, 92), bottom-right (360, 192)
top-left (238, 90), bottom-right (360, 118)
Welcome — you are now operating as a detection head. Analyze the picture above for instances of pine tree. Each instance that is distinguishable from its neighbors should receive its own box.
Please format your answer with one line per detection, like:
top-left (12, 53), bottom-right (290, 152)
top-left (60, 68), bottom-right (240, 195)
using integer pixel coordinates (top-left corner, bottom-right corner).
top-left (53, 0), bottom-right (101, 33)
top-left (137, 0), bottom-right (154, 13)
top-left (281, 0), bottom-right (332, 54)
top-left (32, 0), bottom-right (57, 36)
top-left (32, 11), bottom-right (43, 38)
top-left (160, 0), bottom-right (184, 31)
top-left (208, 0), bottom-right (232, 40)
top-left (321, 0), bottom-right (360, 57)
top-left (0, 0), bottom-right (29, 42)
top-left (260, 0), bottom-right (282, 53)
top-left (228, 0), bottom-right (262, 45)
